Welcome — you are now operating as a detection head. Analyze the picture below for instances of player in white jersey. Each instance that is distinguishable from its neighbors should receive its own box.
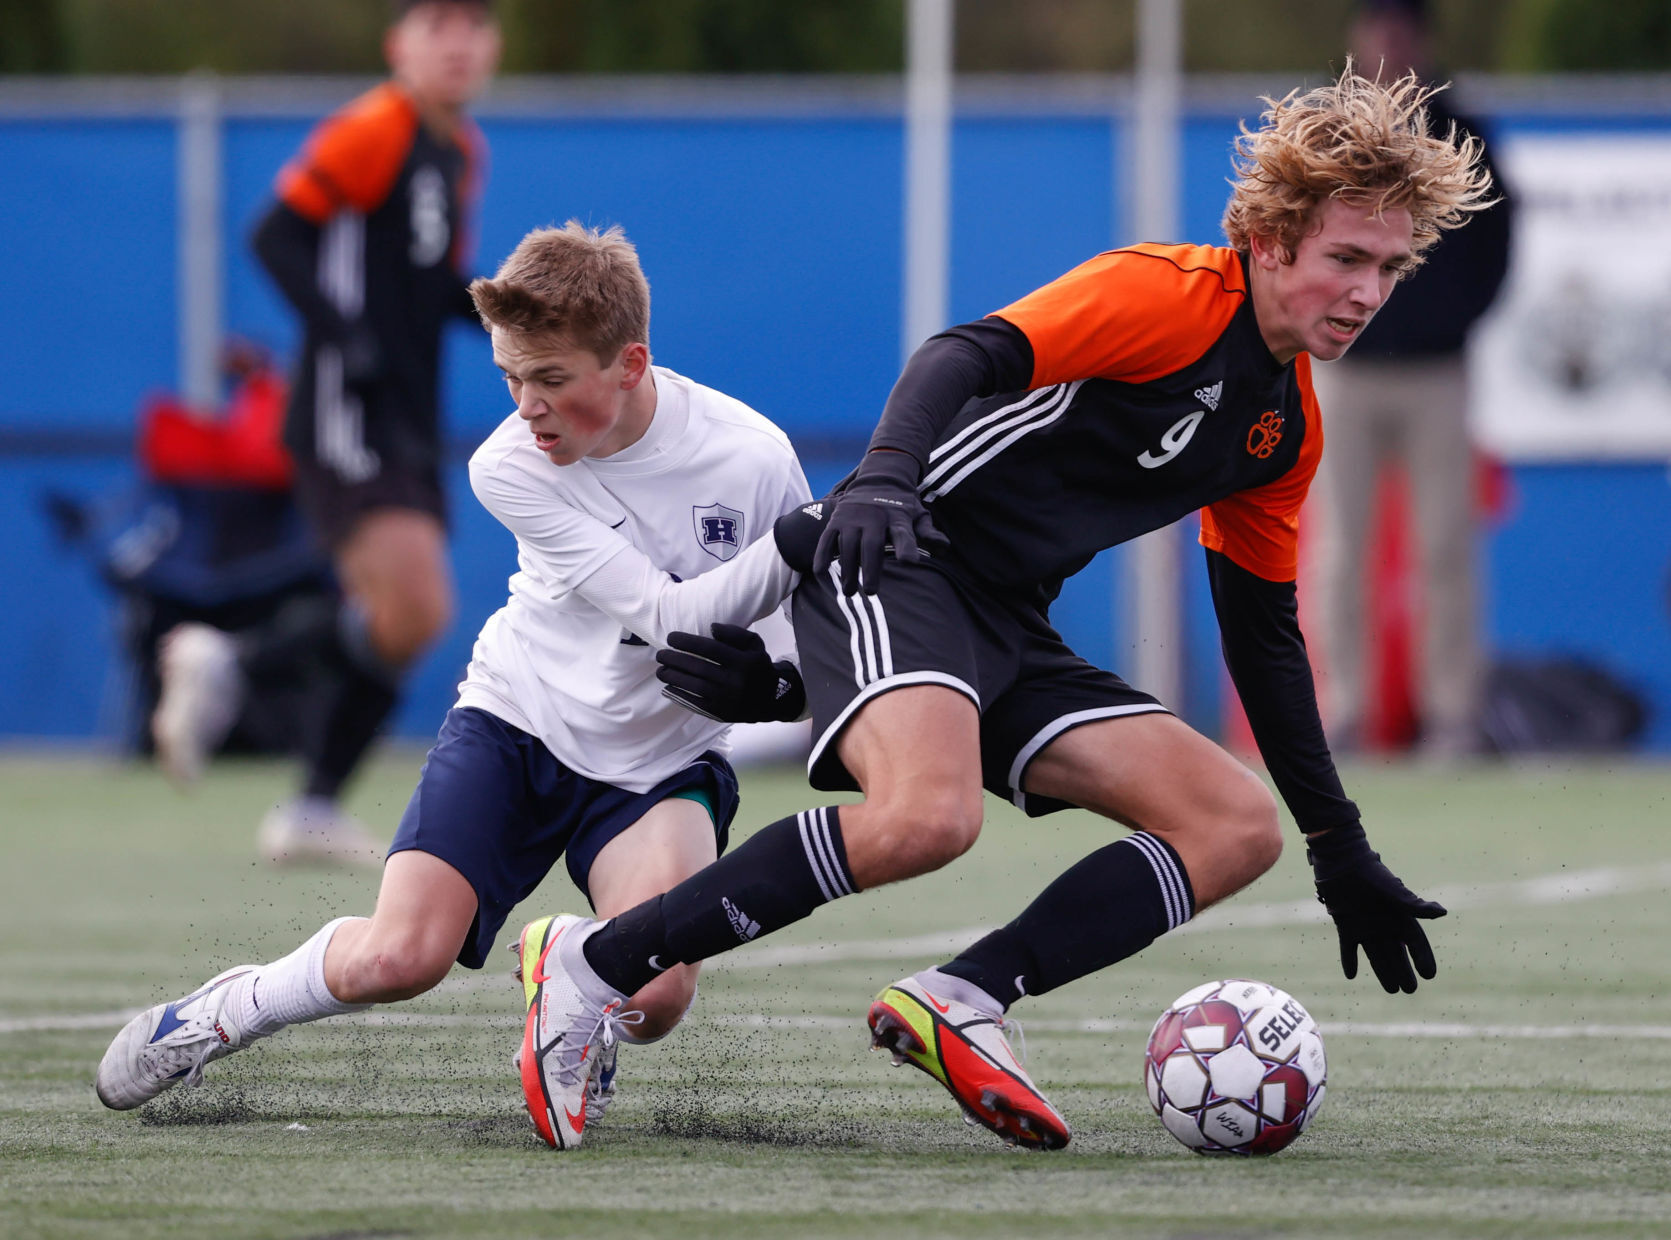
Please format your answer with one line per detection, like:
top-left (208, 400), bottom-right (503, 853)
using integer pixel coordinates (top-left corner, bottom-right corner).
top-left (97, 222), bottom-right (811, 1149)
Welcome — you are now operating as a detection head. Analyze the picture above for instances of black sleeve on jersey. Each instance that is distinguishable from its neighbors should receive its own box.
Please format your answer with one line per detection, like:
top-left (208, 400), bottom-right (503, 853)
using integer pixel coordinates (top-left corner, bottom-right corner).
top-left (866, 317), bottom-right (1035, 466)
top-left (1206, 548), bottom-right (1361, 834)
top-left (250, 199), bottom-right (355, 345)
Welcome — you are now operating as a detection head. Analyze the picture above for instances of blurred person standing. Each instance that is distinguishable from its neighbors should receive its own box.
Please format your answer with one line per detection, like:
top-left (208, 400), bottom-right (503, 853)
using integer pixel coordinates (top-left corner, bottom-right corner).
top-left (1311, 0), bottom-right (1513, 758)
top-left (151, 0), bottom-right (501, 862)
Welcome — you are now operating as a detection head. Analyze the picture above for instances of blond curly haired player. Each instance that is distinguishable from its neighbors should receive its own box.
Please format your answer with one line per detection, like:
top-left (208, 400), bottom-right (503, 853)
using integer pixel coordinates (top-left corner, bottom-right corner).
top-left (515, 63), bottom-right (1494, 1152)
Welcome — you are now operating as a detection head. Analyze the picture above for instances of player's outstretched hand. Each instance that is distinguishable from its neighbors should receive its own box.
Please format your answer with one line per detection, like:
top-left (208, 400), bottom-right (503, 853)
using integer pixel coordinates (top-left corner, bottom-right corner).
top-left (656, 623), bottom-right (806, 724)
top-left (812, 450), bottom-right (945, 594)
top-left (1307, 823), bottom-right (1446, 994)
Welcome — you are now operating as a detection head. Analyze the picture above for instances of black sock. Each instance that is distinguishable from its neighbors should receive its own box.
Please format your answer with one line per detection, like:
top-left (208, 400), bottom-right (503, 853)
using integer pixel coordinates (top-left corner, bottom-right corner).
top-left (302, 666), bottom-right (399, 800)
top-left (239, 597), bottom-right (403, 801)
top-left (240, 596), bottom-right (401, 684)
top-left (584, 806), bottom-right (858, 995)
top-left (939, 831), bottom-right (1195, 1009)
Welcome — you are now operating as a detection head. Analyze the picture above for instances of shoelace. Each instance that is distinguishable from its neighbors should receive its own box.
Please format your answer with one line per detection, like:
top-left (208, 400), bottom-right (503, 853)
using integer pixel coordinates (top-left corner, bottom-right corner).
top-left (599, 1006), bottom-right (645, 1047)
top-left (996, 1013), bottom-right (1028, 1068)
top-left (140, 1016), bottom-right (226, 1088)
top-left (585, 1008), bottom-right (642, 1097)
top-left (557, 1003), bottom-right (645, 1088)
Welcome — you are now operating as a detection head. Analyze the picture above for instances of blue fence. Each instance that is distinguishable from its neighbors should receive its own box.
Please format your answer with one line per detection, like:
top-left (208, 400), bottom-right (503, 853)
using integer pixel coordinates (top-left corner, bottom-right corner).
top-left (3, 76), bottom-right (1669, 749)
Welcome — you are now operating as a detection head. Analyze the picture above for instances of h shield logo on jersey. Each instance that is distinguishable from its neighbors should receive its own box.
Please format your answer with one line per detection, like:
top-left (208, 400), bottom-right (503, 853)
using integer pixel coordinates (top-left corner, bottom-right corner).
top-left (693, 503), bottom-right (745, 562)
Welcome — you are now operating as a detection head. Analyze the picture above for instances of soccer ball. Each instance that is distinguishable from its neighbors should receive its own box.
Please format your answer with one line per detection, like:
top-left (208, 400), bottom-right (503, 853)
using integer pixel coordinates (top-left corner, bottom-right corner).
top-left (1142, 978), bottom-right (1326, 1155)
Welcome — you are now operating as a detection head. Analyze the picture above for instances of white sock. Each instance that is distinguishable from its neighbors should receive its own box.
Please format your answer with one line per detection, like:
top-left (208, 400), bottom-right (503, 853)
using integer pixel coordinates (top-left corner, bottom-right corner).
top-left (234, 916), bottom-right (371, 1040)
top-left (915, 967), bottom-right (1006, 1017)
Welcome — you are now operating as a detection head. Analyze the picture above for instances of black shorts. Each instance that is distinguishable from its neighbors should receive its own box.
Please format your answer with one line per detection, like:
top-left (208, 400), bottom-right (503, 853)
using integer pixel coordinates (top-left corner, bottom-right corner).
top-left (291, 455), bottom-right (447, 549)
top-left (389, 707), bottom-right (739, 969)
top-left (796, 555), bottom-right (1168, 817)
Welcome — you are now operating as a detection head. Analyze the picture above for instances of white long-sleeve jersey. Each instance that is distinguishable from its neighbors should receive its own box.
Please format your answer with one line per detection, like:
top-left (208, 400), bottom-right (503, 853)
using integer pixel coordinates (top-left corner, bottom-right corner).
top-left (456, 366), bottom-right (812, 791)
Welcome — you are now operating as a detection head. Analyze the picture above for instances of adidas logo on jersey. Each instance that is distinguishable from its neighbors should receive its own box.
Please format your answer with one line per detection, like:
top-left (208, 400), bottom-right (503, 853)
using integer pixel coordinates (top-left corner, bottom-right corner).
top-left (722, 897), bottom-right (762, 942)
top-left (1193, 381), bottom-right (1222, 411)
top-left (802, 502), bottom-right (823, 520)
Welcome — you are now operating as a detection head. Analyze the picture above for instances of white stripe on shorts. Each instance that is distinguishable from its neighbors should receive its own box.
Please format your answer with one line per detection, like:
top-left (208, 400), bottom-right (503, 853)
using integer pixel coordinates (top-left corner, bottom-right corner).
top-left (828, 563), bottom-right (893, 686)
top-left (1005, 703), bottom-right (1172, 813)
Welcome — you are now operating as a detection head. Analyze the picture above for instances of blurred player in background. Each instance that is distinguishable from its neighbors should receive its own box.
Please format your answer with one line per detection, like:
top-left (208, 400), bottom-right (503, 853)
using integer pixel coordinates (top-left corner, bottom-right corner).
top-left (98, 223), bottom-right (814, 1145)
top-left (150, 0), bottom-right (500, 863)
top-left (1311, 0), bottom-right (1514, 758)
top-left (517, 63), bottom-right (1494, 1153)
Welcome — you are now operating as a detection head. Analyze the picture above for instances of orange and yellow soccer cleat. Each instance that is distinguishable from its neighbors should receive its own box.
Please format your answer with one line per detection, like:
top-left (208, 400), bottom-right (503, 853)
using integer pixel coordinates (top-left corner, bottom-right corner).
top-left (868, 974), bottom-right (1071, 1150)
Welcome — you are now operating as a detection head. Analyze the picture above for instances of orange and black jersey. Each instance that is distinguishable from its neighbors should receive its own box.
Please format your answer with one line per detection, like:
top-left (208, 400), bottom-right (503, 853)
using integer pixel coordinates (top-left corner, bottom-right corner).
top-left (875, 244), bottom-right (1317, 600)
top-left (853, 242), bottom-right (1357, 833)
top-left (252, 81), bottom-right (485, 477)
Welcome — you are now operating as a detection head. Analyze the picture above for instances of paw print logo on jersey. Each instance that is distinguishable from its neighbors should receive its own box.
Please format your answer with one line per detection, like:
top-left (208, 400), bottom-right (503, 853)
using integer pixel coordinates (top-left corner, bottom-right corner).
top-left (693, 503), bottom-right (745, 562)
top-left (1246, 411), bottom-right (1284, 459)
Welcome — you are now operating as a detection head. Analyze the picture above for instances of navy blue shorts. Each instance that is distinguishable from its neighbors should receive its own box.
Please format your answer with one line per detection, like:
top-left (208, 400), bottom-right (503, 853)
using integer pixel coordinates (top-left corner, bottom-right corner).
top-left (388, 706), bottom-right (739, 969)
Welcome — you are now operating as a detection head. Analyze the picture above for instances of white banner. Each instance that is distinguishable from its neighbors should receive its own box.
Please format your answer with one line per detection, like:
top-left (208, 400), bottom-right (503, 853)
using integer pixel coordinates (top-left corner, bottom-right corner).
top-left (1471, 133), bottom-right (1671, 461)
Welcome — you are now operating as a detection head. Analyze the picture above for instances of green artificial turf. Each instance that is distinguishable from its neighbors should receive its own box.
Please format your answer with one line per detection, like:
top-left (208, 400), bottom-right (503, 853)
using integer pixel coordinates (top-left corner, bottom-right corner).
top-left (2, 752), bottom-right (1668, 1238)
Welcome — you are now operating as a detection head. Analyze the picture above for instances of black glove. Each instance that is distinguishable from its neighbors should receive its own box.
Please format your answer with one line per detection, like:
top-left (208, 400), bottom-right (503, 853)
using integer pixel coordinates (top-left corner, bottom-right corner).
top-left (772, 500), bottom-right (830, 575)
top-left (656, 623), bottom-right (806, 724)
top-left (811, 450), bottom-right (944, 595)
top-left (1308, 823), bottom-right (1446, 994)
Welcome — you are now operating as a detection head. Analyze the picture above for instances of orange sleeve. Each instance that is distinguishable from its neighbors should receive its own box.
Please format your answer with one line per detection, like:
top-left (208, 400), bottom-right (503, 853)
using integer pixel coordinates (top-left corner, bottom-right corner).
top-left (993, 244), bottom-right (1246, 389)
top-left (275, 83), bottom-right (418, 223)
top-left (1197, 353), bottom-right (1323, 582)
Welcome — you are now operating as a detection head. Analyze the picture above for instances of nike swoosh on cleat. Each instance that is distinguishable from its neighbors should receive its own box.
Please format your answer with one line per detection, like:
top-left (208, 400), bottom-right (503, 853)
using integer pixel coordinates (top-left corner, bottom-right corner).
top-left (530, 925), bottom-right (564, 986)
top-left (924, 992), bottom-right (952, 1014)
top-left (564, 1105), bottom-right (586, 1131)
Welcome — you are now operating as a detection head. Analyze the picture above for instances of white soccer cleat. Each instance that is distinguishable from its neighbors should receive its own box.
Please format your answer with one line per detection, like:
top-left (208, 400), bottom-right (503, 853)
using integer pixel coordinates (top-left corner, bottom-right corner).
top-left (584, 1035), bottom-right (621, 1126)
top-left (514, 915), bottom-right (632, 1150)
top-left (510, 927), bottom-right (631, 1129)
top-left (152, 623), bottom-right (245, 787)
top-left (258, 798), bottom-right (384, 868)
top-left (96, 966), bottom-right (256, 1111)
top-left (867, 973), bottom-right (1071, 1150)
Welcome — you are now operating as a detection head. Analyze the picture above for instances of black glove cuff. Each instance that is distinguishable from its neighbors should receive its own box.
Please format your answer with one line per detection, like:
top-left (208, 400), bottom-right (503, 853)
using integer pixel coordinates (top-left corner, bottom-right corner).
top-left (1305, 822), bottom-right (1372, 882)
top-left (852, 448), bottom-right (923, 491)
top-left (773, 503), bottom-right (827, 574)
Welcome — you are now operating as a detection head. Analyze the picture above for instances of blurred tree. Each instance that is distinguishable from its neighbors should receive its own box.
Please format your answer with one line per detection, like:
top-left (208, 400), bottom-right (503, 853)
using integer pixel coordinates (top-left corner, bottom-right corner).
top-left (956, 0), bottom-right (1138, 71)
top-left (957, 0), bottom-right (1528, 75)
top-left (9, 0), bottom-right (1668, 75)
top-left (1500, 0), bottom-right (1671, 71)
top-left (57, 0), bottom-right (386, 74)
top-left (496, 0), bottom-right (902, 73)
top-left (0, 0), bottom-right (68, 70)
